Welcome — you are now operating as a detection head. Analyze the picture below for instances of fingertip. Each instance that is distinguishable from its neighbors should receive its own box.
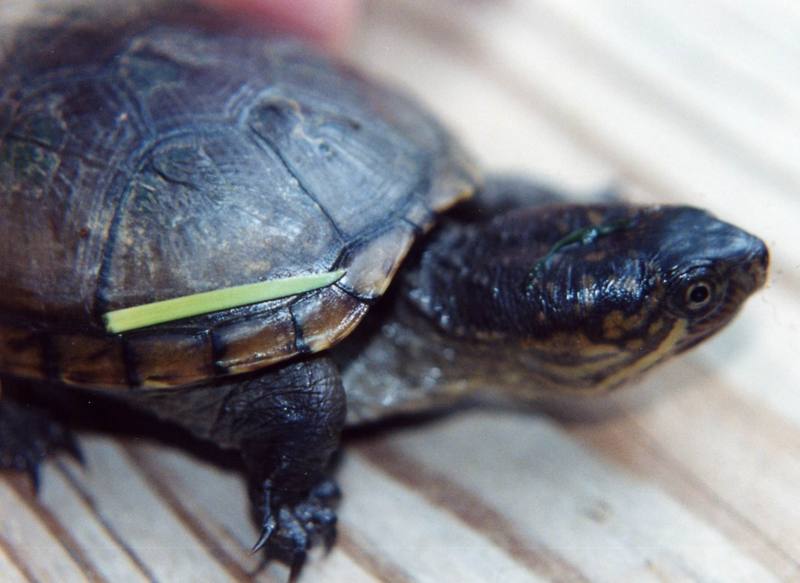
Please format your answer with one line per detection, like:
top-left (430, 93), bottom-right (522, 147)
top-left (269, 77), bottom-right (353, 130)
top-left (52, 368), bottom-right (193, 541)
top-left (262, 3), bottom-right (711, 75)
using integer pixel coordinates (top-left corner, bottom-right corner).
top-left (198, 0), bottom-right (361, 51)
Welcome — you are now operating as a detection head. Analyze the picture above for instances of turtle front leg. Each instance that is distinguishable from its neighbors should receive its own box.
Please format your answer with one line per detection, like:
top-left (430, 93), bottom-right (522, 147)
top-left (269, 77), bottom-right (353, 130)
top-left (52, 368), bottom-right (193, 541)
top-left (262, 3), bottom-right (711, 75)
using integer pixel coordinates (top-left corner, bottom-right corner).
top-left (229, 359), bottom-right (346, 560)
top-left (0, 382), bottom-right (82, 490)
top-left (134, 358), bottom-right (346, 563)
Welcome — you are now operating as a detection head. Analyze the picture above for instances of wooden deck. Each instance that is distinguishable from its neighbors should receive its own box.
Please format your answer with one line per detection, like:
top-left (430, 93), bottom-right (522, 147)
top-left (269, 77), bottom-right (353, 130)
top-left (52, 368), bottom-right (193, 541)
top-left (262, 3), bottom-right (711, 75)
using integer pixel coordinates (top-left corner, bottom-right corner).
top-left (2, 0), bottom-right (799, 581)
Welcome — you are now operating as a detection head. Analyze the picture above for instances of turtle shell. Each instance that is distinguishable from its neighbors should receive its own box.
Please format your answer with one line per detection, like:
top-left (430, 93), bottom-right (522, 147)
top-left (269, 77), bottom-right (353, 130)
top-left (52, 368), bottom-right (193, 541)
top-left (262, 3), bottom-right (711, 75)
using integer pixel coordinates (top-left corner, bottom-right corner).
top-left (0, 10), bottom-right (477, 389)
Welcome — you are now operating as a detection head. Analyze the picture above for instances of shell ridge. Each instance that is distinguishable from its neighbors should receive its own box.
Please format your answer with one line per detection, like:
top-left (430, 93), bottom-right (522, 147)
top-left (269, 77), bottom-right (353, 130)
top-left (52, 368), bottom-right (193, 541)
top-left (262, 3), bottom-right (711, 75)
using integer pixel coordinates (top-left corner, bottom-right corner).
top-left (246, 116), bottom-right (347, 244)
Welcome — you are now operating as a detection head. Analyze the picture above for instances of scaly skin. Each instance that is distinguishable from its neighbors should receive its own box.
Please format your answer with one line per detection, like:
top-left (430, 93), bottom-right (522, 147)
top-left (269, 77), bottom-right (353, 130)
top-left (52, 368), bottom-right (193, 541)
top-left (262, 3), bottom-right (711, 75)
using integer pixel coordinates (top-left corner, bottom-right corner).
top-left (341, 182), bottom-right (769, 420)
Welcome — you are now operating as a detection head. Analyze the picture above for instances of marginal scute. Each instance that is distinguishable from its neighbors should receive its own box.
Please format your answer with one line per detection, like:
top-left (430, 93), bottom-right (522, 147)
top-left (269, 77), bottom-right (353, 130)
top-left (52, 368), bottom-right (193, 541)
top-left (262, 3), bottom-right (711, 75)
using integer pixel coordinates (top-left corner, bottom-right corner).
top-left (427, 147), bottom-right (479, 214)
top-left (402, 203), bottom-right (434, 230)
top-left (292, 287), bottom-right (369, 353)
top-left (125, 331), bottom-right (214, 388)
top-left (339, 224), bottom-right (417, 299)
top-left (0, 323), bottom-right (43, 380)
top-left (54, 334), bottom-right (127, 387)
top-left (213, 308), bottom-right (297, 375)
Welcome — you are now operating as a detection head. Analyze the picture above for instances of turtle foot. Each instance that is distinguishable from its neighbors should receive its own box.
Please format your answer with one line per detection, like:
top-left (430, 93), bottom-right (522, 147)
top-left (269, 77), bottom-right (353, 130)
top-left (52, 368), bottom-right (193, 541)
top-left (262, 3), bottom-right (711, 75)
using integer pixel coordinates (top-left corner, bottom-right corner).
top-left (252, 478), bottom-right (340, 567)
top-left (0, 401), bottom-right (82, 491)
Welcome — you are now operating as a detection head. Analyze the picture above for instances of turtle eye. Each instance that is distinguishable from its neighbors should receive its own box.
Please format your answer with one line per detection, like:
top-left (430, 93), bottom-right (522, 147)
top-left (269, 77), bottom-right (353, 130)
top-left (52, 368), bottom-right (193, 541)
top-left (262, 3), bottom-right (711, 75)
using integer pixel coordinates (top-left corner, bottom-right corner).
top-left (685, 281), bottom-right (713, 310)
top-left (668, 267), bottom-right (725, 319)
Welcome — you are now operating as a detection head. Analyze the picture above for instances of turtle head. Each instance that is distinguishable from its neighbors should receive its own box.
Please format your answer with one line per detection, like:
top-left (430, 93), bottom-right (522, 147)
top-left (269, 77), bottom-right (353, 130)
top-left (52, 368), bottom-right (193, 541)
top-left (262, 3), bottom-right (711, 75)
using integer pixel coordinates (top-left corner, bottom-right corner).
top-left (411, 204), bottom-right (768, 394)
top-left (624, 205), bottom-right (769, 353)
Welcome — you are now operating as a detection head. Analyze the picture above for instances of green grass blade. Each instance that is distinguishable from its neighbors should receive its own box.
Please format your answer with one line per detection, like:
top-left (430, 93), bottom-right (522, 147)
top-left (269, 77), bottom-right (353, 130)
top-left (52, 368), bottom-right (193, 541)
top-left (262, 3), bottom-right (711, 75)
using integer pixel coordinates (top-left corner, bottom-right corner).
top-left (103, 269), bottom-right (346, 333)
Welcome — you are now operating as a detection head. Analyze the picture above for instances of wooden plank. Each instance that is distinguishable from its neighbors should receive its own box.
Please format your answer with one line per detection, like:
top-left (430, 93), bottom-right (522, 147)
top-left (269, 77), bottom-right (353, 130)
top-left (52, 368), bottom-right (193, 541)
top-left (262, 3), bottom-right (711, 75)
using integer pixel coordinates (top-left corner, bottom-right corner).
top-left (0, 544), bottom-right (30, 583)
top-left (55, 438), bottom-right (241, 582)
top-left (0, 478), bottom-right (90, 582)
top-left (698, 288), bottom-right (800, 425)
top-left (611, 362), bottom-right (800, 568)
top-left (532, 0), bottom-right (800, 191)
top-left (360, 413), bottom-right (779, 582)
top-left (126, 442), bottom-right (377, 583)
top-left (561, 368), bottom-right (800, 581)
top-left (360, 1), bottom-right (798, 278)
top-left (351, 1), bottom-right (615, 190)
top-left (339, 454), bottom-right (547, 583)
top-left (38, 461), bottom-right (152, 583)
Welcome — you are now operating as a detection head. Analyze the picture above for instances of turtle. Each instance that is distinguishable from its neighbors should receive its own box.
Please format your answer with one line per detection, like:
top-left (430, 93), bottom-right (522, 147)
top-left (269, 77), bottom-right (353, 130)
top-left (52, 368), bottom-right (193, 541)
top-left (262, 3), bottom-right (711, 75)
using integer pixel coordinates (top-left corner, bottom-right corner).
top-left (0, 3), bottom-right (769, 566)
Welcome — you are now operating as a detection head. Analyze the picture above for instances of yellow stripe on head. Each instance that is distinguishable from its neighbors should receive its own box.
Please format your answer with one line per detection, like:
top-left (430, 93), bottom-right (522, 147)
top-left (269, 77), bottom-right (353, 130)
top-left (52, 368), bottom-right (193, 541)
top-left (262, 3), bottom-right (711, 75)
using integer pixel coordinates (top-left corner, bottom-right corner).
top-left (594, 319), bottom-right (688, 392)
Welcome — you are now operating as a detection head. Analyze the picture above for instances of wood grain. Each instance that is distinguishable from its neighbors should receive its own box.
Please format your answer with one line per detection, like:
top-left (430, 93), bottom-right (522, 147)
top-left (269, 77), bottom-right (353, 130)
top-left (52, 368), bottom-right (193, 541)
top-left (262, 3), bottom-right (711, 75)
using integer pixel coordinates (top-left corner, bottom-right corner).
top-left (2, 0), bottom-right (797, 581)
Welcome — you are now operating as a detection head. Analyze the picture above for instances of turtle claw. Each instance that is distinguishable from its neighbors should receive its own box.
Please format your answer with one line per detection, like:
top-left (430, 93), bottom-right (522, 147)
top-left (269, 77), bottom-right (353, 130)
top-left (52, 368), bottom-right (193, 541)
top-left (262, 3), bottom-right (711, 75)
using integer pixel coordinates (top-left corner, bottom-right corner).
top-left (251, 513), bottom-right (277, 553)
top-left (0, 401), bottom-right (81, 491)
top-left (251, 478), bottom-right (340, 560)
